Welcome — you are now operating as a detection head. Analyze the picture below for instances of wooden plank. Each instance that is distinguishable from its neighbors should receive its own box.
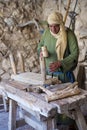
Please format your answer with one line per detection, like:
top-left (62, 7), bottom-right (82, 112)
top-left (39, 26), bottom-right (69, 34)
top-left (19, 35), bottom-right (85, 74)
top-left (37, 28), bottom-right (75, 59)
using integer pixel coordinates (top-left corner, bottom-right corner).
top-left (11, 72), bottom-right (51, 85)
top-left (3, 79), bottom-right (29, 90)
top-left (0, 81), bottom-right (57, 117)
top-left (11, 72), bottom-right (44, 85)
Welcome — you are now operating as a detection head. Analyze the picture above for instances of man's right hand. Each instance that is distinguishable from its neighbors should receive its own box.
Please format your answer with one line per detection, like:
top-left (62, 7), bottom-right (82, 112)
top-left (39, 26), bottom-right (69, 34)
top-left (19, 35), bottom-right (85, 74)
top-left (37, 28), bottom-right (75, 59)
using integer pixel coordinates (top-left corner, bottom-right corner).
top-left (40, 51), bottom-right (43, 58)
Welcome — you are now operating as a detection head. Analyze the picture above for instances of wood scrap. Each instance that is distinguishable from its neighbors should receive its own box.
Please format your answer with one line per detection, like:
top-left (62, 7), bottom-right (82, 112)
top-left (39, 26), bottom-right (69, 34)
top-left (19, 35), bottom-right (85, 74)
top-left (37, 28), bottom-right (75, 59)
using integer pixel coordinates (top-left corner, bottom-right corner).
top-left (45, 82), bottom-right (81, 102)
top-left (55, 81), bottom-right (78, 93)
top-left (36, 85), bottom-right (53, 96)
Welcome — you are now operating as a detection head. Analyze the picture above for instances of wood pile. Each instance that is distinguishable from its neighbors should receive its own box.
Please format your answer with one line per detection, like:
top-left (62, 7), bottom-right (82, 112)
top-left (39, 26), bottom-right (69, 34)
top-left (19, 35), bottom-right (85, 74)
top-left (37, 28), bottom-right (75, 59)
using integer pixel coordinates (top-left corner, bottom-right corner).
top-left (37, 82), bottom-right (81, 102)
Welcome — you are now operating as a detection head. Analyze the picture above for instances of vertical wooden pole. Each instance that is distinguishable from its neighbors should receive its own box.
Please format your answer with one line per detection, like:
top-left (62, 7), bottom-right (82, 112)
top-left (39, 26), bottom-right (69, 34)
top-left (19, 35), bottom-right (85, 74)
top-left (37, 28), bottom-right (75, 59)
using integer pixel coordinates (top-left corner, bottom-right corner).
top-left (59, 0), bottom-right (62, 12)
top-left (41, 117), bottom-right (57, 130)
top-left (2, 96), bottom-right (8, 112)
top-left (64, 0), bottom-right (71, 25)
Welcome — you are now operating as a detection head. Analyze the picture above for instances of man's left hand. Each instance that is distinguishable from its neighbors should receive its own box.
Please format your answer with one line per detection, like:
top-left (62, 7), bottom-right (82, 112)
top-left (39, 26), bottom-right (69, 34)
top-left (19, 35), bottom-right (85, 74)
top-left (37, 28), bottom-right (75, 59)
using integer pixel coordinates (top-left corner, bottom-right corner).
top-left (49, 61), bottom-right (61, 72)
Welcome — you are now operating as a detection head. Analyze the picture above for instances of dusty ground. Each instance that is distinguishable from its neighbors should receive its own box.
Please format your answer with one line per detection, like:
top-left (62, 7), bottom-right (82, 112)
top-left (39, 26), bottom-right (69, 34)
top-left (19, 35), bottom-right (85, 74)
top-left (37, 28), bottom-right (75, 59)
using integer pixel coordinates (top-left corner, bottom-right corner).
top-left (0, 101), bottom-right (70, 130)
top-left (0, 97), bottom-right (34, 130)
top-left (0, 109), bottom-right (69, 130)
top-left (0, 109), bottom-right (34, 130)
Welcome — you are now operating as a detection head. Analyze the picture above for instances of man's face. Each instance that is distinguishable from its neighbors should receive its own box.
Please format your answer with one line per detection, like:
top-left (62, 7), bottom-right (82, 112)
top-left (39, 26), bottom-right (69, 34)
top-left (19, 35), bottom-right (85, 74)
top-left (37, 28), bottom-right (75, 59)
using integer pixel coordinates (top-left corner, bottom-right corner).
top-left (49, 24), bottom-right (60, 34)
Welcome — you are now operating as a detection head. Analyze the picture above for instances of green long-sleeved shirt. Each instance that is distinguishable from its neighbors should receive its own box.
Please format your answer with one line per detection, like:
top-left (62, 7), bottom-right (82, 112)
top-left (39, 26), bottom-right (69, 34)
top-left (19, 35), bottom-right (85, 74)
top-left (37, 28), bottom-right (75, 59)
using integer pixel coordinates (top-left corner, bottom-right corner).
top-left (37, 28), bottom-right (79, 82)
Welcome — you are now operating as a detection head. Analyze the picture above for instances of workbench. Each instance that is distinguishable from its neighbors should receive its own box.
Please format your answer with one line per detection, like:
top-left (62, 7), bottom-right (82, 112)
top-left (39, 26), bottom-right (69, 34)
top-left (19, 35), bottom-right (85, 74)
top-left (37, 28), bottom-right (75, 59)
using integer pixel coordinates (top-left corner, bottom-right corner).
top-left (0, 73), bottom-right (87, 130)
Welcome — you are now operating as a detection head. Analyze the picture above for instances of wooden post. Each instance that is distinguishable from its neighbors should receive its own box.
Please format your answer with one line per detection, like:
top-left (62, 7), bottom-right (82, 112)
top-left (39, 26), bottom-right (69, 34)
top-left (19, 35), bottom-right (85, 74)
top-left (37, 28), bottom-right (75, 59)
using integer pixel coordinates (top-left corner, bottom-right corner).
top-left (8, 99), bottom-right (17, 130)
top-left (64, 0), bottom-right (71, 25)
top-left (2, 96), bottom-right (8, 112)
top-left (59, 0), bottom-right (62, 12)
top-left (41, 117), bottom-right (57, 130)
top-left (17, 51), bottom-right (25, 73)
top-left (9, 53), bottom-right (17, 74)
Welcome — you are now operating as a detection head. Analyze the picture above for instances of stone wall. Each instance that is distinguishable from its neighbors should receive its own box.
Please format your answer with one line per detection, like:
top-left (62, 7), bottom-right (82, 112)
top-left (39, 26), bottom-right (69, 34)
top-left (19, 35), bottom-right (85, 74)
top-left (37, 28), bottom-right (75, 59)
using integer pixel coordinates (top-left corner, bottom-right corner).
top-left (0, 0), bottom-right (87, 79)
top-left (0, 0), bottom-right (43, 79)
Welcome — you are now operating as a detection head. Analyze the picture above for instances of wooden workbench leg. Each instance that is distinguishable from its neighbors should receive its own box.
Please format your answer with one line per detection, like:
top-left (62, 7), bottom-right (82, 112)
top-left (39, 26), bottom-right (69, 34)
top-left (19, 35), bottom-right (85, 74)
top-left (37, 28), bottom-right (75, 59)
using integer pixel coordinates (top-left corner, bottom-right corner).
top-left (8, 99), bottom-right (17, 130)
top-left (41, 117), bottom-right (58, 130)
top-left (2, 96), bottom-right (8, 112)
top-left (73, 107), bottom-right (87, 130)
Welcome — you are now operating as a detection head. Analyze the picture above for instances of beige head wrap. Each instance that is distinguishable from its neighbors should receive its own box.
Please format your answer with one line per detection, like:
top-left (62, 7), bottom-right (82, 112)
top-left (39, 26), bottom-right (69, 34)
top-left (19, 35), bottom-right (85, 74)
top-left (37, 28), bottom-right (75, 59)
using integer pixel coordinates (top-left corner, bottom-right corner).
top-left (47, 11), bottom-right (67, 60)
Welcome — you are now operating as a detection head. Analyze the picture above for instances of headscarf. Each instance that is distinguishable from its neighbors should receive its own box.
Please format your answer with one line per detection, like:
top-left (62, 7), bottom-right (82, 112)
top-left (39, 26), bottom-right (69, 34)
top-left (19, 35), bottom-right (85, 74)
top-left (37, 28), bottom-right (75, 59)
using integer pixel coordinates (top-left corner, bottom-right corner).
top-left (47, 11), bottom-right (67, 60)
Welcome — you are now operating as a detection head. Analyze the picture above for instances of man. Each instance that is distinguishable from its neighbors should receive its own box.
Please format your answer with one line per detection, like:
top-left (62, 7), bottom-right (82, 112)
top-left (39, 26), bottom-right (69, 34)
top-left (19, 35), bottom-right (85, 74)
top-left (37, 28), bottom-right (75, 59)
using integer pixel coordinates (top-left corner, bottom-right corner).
top-left (37, 11), bottom-right (79, 83)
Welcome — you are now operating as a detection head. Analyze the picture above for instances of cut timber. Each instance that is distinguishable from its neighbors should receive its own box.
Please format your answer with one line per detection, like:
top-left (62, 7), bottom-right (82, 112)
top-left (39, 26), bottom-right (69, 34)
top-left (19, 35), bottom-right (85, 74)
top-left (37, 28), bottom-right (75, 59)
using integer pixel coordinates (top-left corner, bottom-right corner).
top-left (45, 82), bottom-right (81, 102)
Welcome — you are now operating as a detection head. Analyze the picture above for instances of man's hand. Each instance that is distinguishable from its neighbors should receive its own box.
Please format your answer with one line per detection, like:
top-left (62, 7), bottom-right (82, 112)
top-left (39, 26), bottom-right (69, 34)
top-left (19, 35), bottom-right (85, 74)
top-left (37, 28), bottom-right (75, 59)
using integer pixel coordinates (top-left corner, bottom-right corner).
top-left (49, 61), bottom-right (61, 72)
top-left (40, 51), bottom-right (43, 58)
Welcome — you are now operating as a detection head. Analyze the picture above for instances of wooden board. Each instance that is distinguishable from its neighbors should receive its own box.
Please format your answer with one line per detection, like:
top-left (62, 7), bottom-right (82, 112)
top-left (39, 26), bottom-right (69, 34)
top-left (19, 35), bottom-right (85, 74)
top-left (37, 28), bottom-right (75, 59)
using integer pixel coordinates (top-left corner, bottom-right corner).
top-left (11, 72), bottom-right (51, 85)
top-left (3, 79), bottom-right (30, 90)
